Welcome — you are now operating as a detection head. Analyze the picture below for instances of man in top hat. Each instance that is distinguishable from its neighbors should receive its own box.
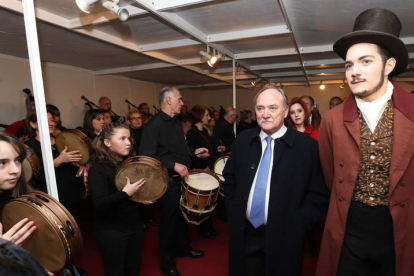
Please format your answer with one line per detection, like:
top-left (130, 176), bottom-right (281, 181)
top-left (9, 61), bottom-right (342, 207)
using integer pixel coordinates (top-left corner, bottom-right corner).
top-left (316, 8), bottom-right (414, 276)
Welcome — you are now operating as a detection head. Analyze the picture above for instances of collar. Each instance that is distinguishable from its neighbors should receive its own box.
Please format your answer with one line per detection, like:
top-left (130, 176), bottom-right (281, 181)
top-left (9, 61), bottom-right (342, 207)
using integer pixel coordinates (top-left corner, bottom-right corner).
top-left (160, 110), bottom-right (176, 121)
top-left (248, 123), bottom-right (295, 147)
top-left (344, 82), bottom-right (414, 123)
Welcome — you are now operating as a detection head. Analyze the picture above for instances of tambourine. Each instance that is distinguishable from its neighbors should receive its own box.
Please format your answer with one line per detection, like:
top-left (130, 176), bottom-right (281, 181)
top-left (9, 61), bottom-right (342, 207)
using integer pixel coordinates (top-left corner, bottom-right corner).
top-left (115, 156), bottom-right (168, 202)
top-left (55, 129), bottom-right (92, 165)
top-left (2, 191), bottom-right (83, 272)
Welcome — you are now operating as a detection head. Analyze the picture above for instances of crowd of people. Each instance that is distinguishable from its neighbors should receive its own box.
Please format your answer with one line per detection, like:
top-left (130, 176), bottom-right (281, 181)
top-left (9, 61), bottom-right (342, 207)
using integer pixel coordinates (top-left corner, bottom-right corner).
top-left (1, 7), bottom-right (414, 276)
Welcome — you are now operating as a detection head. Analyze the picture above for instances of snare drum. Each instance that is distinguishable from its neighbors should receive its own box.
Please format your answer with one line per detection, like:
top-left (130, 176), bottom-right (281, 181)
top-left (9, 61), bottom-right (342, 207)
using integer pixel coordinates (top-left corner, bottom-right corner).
top-left (180, 170), bottom-right (220, 225)
top-left (2, 191), bottom-right (83, 273)
top-left (22, 145), bottom-right (41, 183)
top-left (214, 156), bottom-right (229, 197)
top-left (55, 129), bottom-right (92, 165)
top-left (115, 156), bottom-right (168, 202)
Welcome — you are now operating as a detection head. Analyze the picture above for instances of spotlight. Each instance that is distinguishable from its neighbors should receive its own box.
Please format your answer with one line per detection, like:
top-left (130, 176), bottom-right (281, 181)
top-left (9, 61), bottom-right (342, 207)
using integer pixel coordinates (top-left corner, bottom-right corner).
top-left (102, 0), bottom-right (129, 21)
top-left (319, 82), bottom-right (326, 90)
top-left (199, 50), bottom-right (211, 60)
top-left (251, 78), bottom-right (262, 86)
top-left (340, 80), bottom-right (346, 89)
top-left (200, 46), bottom-right (223, 67)
top-left (75, 0), bottom-right (100, 13)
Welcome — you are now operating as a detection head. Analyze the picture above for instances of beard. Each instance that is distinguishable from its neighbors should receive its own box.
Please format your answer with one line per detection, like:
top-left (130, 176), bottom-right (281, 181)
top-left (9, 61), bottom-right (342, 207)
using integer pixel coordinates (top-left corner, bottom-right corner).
top-left (350, 66), bottom-right (385, 98)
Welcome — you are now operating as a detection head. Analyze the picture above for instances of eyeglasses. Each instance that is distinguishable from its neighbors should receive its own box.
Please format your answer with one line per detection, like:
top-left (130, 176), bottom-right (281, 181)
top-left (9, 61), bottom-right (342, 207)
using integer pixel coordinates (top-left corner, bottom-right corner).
top-left (129, 117), bottom-right (142, 121)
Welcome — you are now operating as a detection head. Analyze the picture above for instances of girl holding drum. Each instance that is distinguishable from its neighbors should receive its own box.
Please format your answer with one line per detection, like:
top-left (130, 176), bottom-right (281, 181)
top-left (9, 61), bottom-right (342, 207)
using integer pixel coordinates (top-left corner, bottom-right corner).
top-left (88, 122), bottom-right (151, 276)
top-left (0, 132), bottom-right (51, 275)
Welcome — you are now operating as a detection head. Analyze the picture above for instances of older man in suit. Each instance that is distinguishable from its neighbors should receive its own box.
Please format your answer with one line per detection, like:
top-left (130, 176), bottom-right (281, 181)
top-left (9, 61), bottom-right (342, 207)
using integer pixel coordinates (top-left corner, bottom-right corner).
top-left (317, 8), bottom-right (414, 276)
top-left (223, 84), bottom-right (330, 276)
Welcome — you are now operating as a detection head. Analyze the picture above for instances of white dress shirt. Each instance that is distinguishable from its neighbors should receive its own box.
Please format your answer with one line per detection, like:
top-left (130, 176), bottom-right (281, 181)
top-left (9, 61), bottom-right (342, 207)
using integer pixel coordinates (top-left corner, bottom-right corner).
top-left (246, 125), bottom-right (287, 224)
top-left (355, 81), bottom-right (393, 133)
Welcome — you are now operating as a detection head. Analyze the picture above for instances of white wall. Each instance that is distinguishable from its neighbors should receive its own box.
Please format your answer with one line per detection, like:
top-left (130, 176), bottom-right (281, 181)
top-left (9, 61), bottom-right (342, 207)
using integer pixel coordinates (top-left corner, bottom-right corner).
top-left (0, 54), bottom-right (159, 129)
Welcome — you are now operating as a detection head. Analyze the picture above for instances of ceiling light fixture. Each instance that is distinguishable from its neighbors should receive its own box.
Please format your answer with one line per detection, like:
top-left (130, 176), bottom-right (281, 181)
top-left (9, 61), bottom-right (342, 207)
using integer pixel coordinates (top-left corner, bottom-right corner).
top-left (102, 0), bottom-right (129, 21)
top-left (200, 45), bottom-right (223, 67)
top-left (251, 78), bottom-right (262, 86)
top-left (319, 81), bottom-right (326, 90)
top-left (75, 0), bottom-right (99, 13)
top-left (76, 0), bottom-right (129, 21)
top-left (340, 80), bottom-right (346, 89)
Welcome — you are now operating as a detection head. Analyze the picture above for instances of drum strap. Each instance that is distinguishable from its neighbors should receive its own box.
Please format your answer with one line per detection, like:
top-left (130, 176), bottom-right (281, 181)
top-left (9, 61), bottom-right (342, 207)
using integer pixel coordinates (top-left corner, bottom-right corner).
top-left (75, 164), bottom-right (90, 196)
top-left (197, 130), bottom-right (217, 160)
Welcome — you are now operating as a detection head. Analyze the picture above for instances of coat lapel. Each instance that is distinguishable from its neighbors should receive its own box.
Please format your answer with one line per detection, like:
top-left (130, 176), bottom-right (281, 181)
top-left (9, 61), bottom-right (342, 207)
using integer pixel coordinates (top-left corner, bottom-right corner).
top-left (389, 110), bottom-right (414, 195)
top-left (343, 94), bottom-right (361, 149)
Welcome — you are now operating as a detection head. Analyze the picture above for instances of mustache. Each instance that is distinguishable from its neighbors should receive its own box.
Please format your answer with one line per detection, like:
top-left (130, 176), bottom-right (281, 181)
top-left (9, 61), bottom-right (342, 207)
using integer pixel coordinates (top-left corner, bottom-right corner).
top-left (260, 118), bottom-right (274, 124)
top-left (351, 78), bottom-right (366, 84)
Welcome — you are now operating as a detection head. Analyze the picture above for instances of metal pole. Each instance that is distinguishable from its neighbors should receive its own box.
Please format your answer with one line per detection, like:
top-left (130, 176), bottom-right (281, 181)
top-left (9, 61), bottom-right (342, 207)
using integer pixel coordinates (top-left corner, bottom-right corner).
top-left (22, 0), bottom-right (59, 199)
top-left (233, 59), bottom-right (237, 136)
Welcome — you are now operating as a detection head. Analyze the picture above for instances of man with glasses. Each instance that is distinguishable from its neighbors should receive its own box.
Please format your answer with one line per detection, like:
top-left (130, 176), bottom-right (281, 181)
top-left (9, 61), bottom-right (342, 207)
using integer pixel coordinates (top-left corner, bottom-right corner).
top-left (126, 109), bottom-right (143, 153)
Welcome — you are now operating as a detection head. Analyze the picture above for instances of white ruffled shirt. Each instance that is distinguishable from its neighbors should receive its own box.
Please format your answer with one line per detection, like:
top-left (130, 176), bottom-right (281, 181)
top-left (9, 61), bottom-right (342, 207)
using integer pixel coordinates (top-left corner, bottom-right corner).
top-left (355, 81), bottom-right (393, 133)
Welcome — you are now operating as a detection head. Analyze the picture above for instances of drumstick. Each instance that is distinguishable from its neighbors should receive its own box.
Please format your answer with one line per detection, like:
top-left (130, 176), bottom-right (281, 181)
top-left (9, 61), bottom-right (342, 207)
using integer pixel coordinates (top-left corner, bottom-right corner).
top-left (219, 139), bottom-right (226, 163)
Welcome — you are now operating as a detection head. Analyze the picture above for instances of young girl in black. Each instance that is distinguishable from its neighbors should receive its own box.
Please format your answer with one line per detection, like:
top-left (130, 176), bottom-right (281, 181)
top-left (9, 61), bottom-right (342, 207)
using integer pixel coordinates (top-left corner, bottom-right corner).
top-left (88, 122), bottom-right (151, 276)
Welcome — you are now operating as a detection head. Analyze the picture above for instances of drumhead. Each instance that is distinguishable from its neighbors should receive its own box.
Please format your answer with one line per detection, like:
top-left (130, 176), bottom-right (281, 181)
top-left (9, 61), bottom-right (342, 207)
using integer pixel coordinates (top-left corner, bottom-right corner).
top-left (22, 158), bottom-right (33, 183)
top-left (185, 172), bottom-right (220, 191)
top-left (214, 156), bottom-right (228, 175)
top-left (2, 191), bottom-right (83, 272)
top-left (55, 130), bottom-right (91, 165)
top-left (116, 161), bottom-right (167, 202)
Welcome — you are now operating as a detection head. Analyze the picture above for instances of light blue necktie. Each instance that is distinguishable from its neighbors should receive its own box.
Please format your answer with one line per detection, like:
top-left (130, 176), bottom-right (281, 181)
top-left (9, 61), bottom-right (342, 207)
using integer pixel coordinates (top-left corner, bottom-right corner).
top-left (249, 136), bottom-right (273, 228)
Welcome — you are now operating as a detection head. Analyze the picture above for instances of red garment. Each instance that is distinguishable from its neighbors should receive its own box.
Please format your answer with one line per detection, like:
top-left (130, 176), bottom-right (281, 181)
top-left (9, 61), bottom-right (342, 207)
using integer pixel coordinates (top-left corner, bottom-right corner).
top-left (292, 125), bottom-right (319, 141)
top-left (5, 121), bottom-right (26, 137)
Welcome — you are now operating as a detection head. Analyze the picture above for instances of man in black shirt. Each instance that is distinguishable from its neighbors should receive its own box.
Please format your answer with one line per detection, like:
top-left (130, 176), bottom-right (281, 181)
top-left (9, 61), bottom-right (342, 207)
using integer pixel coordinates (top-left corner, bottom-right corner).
top-left (140, 87), bottom-right (209, 276)
top-left (213, 107), bottom-right (237, 153)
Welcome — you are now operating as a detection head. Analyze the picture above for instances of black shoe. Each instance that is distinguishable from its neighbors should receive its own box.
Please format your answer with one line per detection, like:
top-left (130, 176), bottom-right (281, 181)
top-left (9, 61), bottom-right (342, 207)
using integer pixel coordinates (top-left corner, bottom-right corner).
top-left (162, 267), bottom-right (182, 276)
top-left (143, 224), bottom-right (151, 232)
top-left (177, 247), bottom-right (205, 258)
top-left (148, 219), bottom-right (160, 226)
top-left (208, 228), bottom-right (219, 236)
top-left (200, 230), bottom-right (216, 239)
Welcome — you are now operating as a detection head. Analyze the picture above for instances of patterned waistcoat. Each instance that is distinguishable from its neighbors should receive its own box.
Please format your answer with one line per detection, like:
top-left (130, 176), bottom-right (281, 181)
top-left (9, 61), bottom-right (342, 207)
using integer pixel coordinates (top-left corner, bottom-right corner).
top-left (352, 100), bottom-right (394, 206)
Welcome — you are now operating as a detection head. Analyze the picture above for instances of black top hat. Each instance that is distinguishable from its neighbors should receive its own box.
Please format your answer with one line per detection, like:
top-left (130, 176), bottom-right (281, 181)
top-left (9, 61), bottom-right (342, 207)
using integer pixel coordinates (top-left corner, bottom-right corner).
top-left (333, 8), bottom-right (408, 76)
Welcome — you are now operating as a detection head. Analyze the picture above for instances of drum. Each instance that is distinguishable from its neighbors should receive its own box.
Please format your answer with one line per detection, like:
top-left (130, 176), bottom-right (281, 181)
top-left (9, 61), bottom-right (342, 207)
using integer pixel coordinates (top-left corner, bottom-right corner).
top-left (115, 156), bottom-right (168, 202)
top-left (55, 129), bottom-right (92, 165)
top-left (180, 170), bottom-right (220, 225)
top-left (2, 191), bottom-right (83, 273)
top-left (214, 156), bottom-right (229, 197)
top-left (22, 145), bottom-right (41, 183)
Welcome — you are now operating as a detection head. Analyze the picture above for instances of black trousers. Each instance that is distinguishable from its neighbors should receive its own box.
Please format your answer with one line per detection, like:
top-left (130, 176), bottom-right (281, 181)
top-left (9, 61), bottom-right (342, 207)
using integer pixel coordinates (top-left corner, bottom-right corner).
top-left (337, 201), bottom-right (395, 276)
top-left (244, 220), bottom-right (266, 276)
top-left (95, 220), bottom-right (144, 276)
top-left (160, 178), bottom-right (190, 270)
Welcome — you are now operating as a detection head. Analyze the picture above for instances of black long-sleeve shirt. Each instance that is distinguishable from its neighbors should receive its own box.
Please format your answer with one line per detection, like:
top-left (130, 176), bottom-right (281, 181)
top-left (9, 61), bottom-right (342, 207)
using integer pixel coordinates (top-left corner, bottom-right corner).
top-left (212, 118), bottom-right (235, 153)
top-left (88, 161), bottom-right (142, 229)
top-left (186, 125), bottom-right (216, 170)
top-left (139, 111), bottom-right (194, 174)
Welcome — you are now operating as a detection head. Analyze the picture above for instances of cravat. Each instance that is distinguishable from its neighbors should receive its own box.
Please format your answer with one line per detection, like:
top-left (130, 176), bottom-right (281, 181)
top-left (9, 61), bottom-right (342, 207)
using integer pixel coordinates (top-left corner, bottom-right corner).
top-left (249, 136), bottom-right (272, 228)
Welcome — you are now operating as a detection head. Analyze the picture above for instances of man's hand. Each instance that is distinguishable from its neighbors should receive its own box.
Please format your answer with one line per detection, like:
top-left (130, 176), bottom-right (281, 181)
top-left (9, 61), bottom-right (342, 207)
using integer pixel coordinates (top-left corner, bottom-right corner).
top-left (174, 163), bottom-right (189, 178)
top-left (195, 147), bottom-right (210, 158)
top-left (217, 146), bottom-right (226, 153)
top-left (0, 218), bottom-right (37, 246)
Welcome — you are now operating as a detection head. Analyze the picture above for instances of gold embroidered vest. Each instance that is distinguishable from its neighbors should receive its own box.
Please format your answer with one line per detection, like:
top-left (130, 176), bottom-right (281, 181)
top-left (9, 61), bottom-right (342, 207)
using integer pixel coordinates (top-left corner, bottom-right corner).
top-left (352, 100), bottom-right (394, 206)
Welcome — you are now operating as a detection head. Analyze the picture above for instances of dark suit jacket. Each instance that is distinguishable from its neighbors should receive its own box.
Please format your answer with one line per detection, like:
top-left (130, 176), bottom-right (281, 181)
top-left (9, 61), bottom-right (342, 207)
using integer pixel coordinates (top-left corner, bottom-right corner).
top-left (223, 123), bottom-right (330, 276)
top-left (212, 118), bottom-right (235, 153)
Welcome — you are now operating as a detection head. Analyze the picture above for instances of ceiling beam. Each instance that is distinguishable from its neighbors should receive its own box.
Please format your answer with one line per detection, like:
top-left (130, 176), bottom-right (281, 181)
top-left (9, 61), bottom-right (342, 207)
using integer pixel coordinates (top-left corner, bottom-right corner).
top-left (153, 0), bottom-right (217, 11)
top-left (207, 25), bottom-right (289, 43)
top-left (95, 63), bottom-right (177, 75)
top-left (138, 39), bottom-right (201, 51)
top-left (250, 62), bottom-right (301, 71)
top-left (235, 48), bottom-right (297, 59)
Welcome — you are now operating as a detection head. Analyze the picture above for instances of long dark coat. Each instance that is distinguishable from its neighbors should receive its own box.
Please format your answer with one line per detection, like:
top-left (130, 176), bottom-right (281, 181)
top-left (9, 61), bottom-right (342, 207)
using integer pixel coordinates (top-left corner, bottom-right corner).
top-left (223, 124), bottom-right (330, 276)
top-left (316, 84), bottom-right (414, 276)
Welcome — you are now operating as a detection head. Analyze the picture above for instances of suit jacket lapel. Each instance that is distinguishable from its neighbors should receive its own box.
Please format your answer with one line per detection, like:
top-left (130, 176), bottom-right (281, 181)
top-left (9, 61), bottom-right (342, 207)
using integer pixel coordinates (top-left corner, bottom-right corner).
top-left (343, 94), bottom-right (361, 149)
top-left (389, 109), bottom-right (414, 195)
